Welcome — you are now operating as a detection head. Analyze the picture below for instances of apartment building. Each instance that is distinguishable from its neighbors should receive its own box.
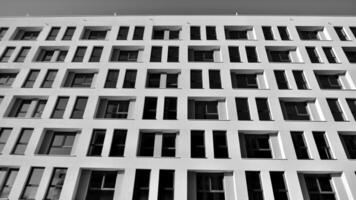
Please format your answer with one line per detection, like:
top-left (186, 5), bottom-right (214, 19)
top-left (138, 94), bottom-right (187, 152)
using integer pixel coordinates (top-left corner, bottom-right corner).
top-left (0, 15), bottom-right (356, 200)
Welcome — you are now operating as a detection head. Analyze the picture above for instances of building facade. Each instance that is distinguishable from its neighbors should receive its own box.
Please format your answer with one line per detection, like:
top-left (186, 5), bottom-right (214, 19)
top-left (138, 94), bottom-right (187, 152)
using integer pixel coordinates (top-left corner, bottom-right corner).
top-left (0, 15), bottom-right (356, 200)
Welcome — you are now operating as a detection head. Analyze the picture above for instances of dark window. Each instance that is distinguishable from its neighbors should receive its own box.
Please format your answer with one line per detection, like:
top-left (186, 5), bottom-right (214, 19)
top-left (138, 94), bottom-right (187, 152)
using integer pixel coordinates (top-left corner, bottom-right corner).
top-left (232, 73), bottom-right (258, 89)
top-left (109, 129), bottom-right (127, 157)
top-left (89, 46), bottom-right (103, 62)
top-left (67, 73), bottom-right (94, 88)
top-left (291, 131), bottom-right (310, 159)
top-left (14, 47), bottom-right (30, 62)
top-left (33, 100), bottom-right (46, 118)
top-left (213, 131), bottom-right (229, 158)
top-left (189, 50), bottom-right (214, 62)
top-left (246, 46), bottom-right (258, 62)
top-left (20, 168), bottom-right (44, 200)
top-left (327, 99), bottom-right (345, 121)
top-left (191, 131), bottom-right (205, 158)
top-left (209, 70), bottom-right (222, 89)
top-left (146, 73), bottom-right (160, 88)
top-left (111, 49), bottom-right (138, 62)
top-left (293, 70), bottom-right (308, 89)
top-left (0, 47), bottom-right (15, 62)
top-left (304, 174), bottom-right (336, 200)
top-left (133, 169), bottom-right (150, 200)
top-left (298, 30), bottom-right (319, 40)
top-left (14, 30), bottom-right (40, 40)
top-left (166, 74), bottom-right (178, 88)
top-left (350, 27), bottom-right (356, 38)
top-left (339, 134), bottom-right (356, 159)
top-left (313, 131), bottom-right (333, 160)
top-left (46, 27), bottom-right (60, 40)
top-left (306, 47), bottom-right (321, 63)
top-left (191, 70), bottom-right (203, 89)
top-left (158, 170), bottom-right (174, 200)
top-left (346, 99), bottom-right (356, 120)
top-left (196, 173), bottom-right (225, 200)
top-left (323, 47), bottom-right (338, 63)
top-left (0, 72), bottom-right (17, 87)
top-left (194, 101), bottom-right (219, 119)
top-left (190, 26), bottom-right (201, 40)
top-left (206, 26), bottom-right (217, 40)
top-left (152, 29), bottom-right (164, 39)
top-left (62, 27), bottom-right (76, 40)
top-left (244, 134), bottom-right (272, 158)
top-left (162, 134), bottom-right (176, 157)
top-left (315, 74), bottom-right (341, 89)
top-left (256, 98), bottom-right (271, 120)
top-left (278, 26), bottom-right (290, 40)
top-left (41, 69), bottom-right (57, 88)
top-left (117, 26), bottom-right (129, 40)
top-left (0, 128), bottom-right (12, 153)
top-left (167, 46), bottom-right (179, 62)
top-left (104, 70), bottom-right (120, 88)
top-left (51, 97), bottom-right (69, 119)
top-left (143, 97), bottom-right (157, 119)
top-left (10, 99), bottom-right (31, 117)
top-left (36, 49), bottom-right (68, 62)
top-left (262, 26), bottom-right (274, 40)
top-left (334, 27), bottom-right (349, 41)
top-left (0, 28), bottom-right (9, 40)
top-left (0, 168), bottom-right (18, 198)
top-left (44, 168), bottom-right (67, 200)
top-left (23, 69), bottom-right (40, 88)
top-left (164, 97), bottom-right (177, 120)
top-left (169, 30), bottom-right (179, 40)
top-left (86, 171), bottom-right (116, 200)
top-left (70, 97), bottom-right (88, 119)
top-left (123, 70), bottom-right (137, 88)
top-left (72, 47), bottom-right (87, 62)
top-left (246, 171), bottom-right (264, 200)
top-left (100, 100), bottom-right (130, 119)
top-left (281, 101), bottom-right (310, 120)
top-left (38, 131), bottom-right (76, 155)
top-left (133, 26), bottom-right (144, 40)
top-left (225, 28), bottom-right (248, 40)
top-left (270, 172), bottom-right (289, 200)
top-left (84, 30), bottom-right (107, 40)
top-left (150, 46), bottom-right (162, 62)
top-left (267, 50), bottom-right (291, 62)
top-left (343, 48), bottom-right (356, 63)
top-left (228, 46), bottom-right (240, 62)
top-left (88, 129), bottom-right (106, 156)
top-left (11, 128), bottom-right (33, 155)
top-left (236, 98), bottom-right (251, 120)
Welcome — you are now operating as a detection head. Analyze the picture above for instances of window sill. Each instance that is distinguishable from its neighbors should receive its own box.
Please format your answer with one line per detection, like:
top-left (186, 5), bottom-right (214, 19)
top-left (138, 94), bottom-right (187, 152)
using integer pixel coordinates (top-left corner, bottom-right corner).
top-left (35, 154), bottom-right (76, 157)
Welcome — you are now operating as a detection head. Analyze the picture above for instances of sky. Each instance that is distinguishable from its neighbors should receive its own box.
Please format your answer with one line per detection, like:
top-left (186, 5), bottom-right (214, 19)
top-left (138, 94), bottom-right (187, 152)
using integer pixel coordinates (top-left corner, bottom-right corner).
top-left (0, 0), bottom-right (355, 16)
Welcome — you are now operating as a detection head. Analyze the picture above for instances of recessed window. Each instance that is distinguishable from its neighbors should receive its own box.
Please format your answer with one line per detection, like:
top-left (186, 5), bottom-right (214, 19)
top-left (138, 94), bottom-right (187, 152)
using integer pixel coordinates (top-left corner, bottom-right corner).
top-left (314, 72), bottom-right (348, 90)
top-left (190, 70), bottom-right (203, 89)
top-left (62, 27), bottom-right (76, 40)
top-left (110, 46), bottom-right (142, 62)
top-left (167, 46), bottom-right (179, 62)
top-left (228, 46), bottom-right (241, 62)
top-left (14, 47), bottom-right (30, 62)
top-left (132, 26), bottom-right (145, 40)
top-left (152, 26), bottom-right (181, 40)
top-left (41, 69), bottom-right (58, 88)
top-left (122, 69), bottom-right (137, 88)
top-left (291, 131), bottom-right (310, 159)
top-left (246, 46), bottom-right (259, 63)
top-left (146, 70), bottom-right (179, 89)
top-left (267, 49), bottom-right (290, 62)
top-left (51, 96), bottom-right (69, 119)
top-left (164, 97), bottom-right (177, 120)
top-left (296, 26), bottom-right (329, 40)
top-left (133, 169), bottom-right (150, 200)
top-left (72, 46), bottom-right (87, 62)
top-left (46, 27), bottom-right (60, 40)
top-left (0, 167), bottom-right (19, 198)
top-left (188, 46), bottom-right (220, 62)
top-left (7, 97), bottom-right (47, 118)
top-left (158, 170), bottom-right (174, 200)
top-left (306, 47), bottom-right (321, 63)
top-left (44, 168), bottom-right (67, 200)
top-left (191, 130), bottom-right (205, 158)
top-left (109, 129), bottom-right (127, 157)
top-left (270, 172), bottom-right (289, 200)
top-left (278, 26), bottom-right (290, 40)
top-left (81, 27), bottom-right (108, 40)
top-left (342, 47), bottom-right (356, 63)
top-left (13, 27), bottom-right (41, 40)
top-left (104, 69), bottom-right (120, 88)
top-left (274, 70), bottom-right (289, 89)
top-left (95, 97), bottom-right (133, 119)
top-left (63, 71), bottom-right (95, 88)
top-left (11, 128), bottom-right (33, 155)
top-left (303, 174), bottom-right (336, 200)
top-left (0, 128), bottom-right (12, 153)
top-left (150, 46), bottom-right (162, 62)
top-left (196, 173), bottom-right (225, 200)
top-left (246, 171), bottom-right (264, 200)
top-left (117, 26), bottom-right (129, 40)
top-left (137, 131), bottom-right (177, 157)
top-left (89, 46), bottom-right (103, 62)
top-left (0, 71), bottom-right (17, 87)
top-left (0, 27), bottom-right (9, 41)
top-left (280, 100), bottom-right (317, 121)
top-left (242, 134), bottom-right (272, 158)
top-left (339, 133), bottom-right (356, 159)
top-left (225, 26), bottom-right (254, 40)
top-left (206, 26), bottom-right (217, 40)
top-left (256, 98), bottom-right (272, 121)
top-left (334, 26), bottom-right (349, 41)
top-left (37, 130), bottom-right (77, 155)
top-left (0, 47), bottom-right (15, 62)
top-left (22, 69), bottom-right (40, 88)
top-left (326, 99), bottom-right (346, 121)
top-left (20, 167), bottom-right (44, 200)
top-left (231, 72), bottom-right (258, 89)
top-left (35, 47), bottom-right (68, 62)
top-left (213, 131), bottom-right (229, 158)
top-left (322, 47), bottom-right (339, 63)
top-left (87, 129), bottom-right (106, 156)
top-left (235, 98), bottom-right (251, 120)
top-left (209, 70), bottom-right (222, 89)
top-left (313, 131), bottom-right (333, 160)
top-left (188, 98), bottom-right (227, 120)
top-left (143, 97), bottom-right (157, 119)
top-left (262, 26), bottom-right (274, 40)
top-left (70, 96), bottom-right (88, 119)
top-left (190, 26), bottom-right (201, 40)
top-left (346, 99), bottom-right (356, 120)
top-left (293, 70), bottom-right (308, 89)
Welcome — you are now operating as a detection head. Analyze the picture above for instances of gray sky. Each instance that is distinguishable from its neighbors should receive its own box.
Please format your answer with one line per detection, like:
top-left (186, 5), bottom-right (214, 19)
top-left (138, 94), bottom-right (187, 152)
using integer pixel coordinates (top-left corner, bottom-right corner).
top-left (0, 0), bottom-right (355, 16)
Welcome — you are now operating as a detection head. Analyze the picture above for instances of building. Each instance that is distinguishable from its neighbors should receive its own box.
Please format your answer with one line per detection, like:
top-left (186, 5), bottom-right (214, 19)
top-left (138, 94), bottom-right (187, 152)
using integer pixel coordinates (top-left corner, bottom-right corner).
top-left (0, 15), bottom-right (356, 200)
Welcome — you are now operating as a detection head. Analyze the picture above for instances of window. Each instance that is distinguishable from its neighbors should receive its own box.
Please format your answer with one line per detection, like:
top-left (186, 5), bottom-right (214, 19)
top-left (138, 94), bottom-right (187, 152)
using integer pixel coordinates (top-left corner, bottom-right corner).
top-left (46, 27), bottom-right (60, 40)
top-left (72, 46), bottom-right (87, 62)
top-left (20, 167), bottom-right (44, 200)
top-left (327, 99), bottom-right (345, 121)
top-left (278, 26), bottom-right (290, 40)
top-left (280, 101), bottom-right (310, 120)
top-left (133, 26), bottom-right (144, 40)
top-left (323, 47), bottom-right (338, 63)
top-left (44, 168), bottom-right (67, 200)
top-left (123, 69), bottom-right (137, 88)
top-left (38, 130), bottom-right (77, 155)
top-left (291, 131), bottom-right (310, 159)
top-left (152, 26), bottom-right (181, 40)
top-left (11, 128), bottom-right (33, 155)
top-left (191, 70), bottom-right (203, 89)
top-left (86, 171), bottom-right (117, 200)
top-left (143, 97), bottom-right (157, 119)
top-left (164, 97), bottom-right (177, 120)
top-left (146, 71), bottom-right (179, 89)
top-left (51, 96), bottom-right (69, 119)
top-left (0, 168), bottom-right (19, 198)
top-left (346, 99), bottom-right (356, 120)
top-left (81, 28), bottom-right (108, 40)
top-left (109, 129), bottom-right (127, 157)
top-left (62, 27), bottom-right (75, 40)
top-left (242, 134), bottom-right (272, 158)
top-left (246, 171), bottom-right (264, 200)
top-left (270, 172), bottom-right (289, 200)
top-left (104, 70), bottom-right (119, 88)
top-left (41, 69), bottom-right (58, 88)
top-left (22, 69), bottom-right (40, 88)
top-left (262, 26), bottom-right (274, 40)
top-left (0, 72), bottom-right (17, 87)
top-left (256, 98), bottom-right (271, 120)
top-left (274, 70), bottom-right (289, 90)
top-left (14, 47), bottom-right (30, 62)
top-left (0, 27), bottom-right (8, 40)
top-left (8, 98), bottom-right (47, 118)
top-left (209, 70), bottom-right (222, 89)
top-left (231, 73), bottom-right (258, 89)
top-left (228, 46), bottom-right (240, 62)
top-left (158, 170), bottom-right (174, 200)
top-left (194, 101), bottom-right (218, 119)
top-left (36, 48), bottom-right (68, 62)
top-left (190, 50), bottom-right (214, 62)
top-left (167, 46), bottom-right (179, 62)
top-left (70, 96), bottom-right (88, 119)
top-left (246, 46), bottom-right (258, 62)
top-left (0, 47), bottom-right (15, 62)
top-left (117, 26), bottom-right (129, 40)
top-left (306, 47), bottom-right (321, 63)
top-left (13, 28), bottom-right (41, 40)
top-left (235, 98), bottom-right (251, 120)
top-left (111, 48), bottom-right (139, 62)
top-left (64, 72), bottom-right (94, 88)
top-left (133, 169), bottom-right (150, 200)
top-left (88, 129), bottom-right (106, 156)
top-left (89, 46), bottom-right (103, 62)
top-left (0, 128), bottom-right (12, 153)
top-left (339, 133), bottom-right (356, 159)
top-left (191, 130), bottom-right (205, 158)
top-left (315, 74), bottom-right (342, 89)
top-left (297, 26), bottom-right (328, 40)
top-left (206, 26), bottom-right (217, 40)
top-left (213, 131), bottom-right (229, 158)
top-left (350, 27), bottom-right (356, 38)
top-left (188, 46), bottom-right (220, 62)
top-left (225, 26), bottom-right (254, 40)
top-left (334, 27), bottom-right (349, 41)
top-left (137, 131), bottom-right (177, 157)
top-left (313, 131), bottom-right (333, 159)
top-left (190, 26), bottom-right (201, 40)
top-left (150, 46), bottom-right (162, 62)
top-left (342, 47), bottom-right (356, 63)
top-left (293, 70), bottom-right (308, 89)
top-left (267, 50), bottom-right (291, 62)
top-left (196, 173), bottom-right (225, 200)
top-left (96, 98), bottom-right (132, 119)
top-left (303, 174), bottom-right (336, 200)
